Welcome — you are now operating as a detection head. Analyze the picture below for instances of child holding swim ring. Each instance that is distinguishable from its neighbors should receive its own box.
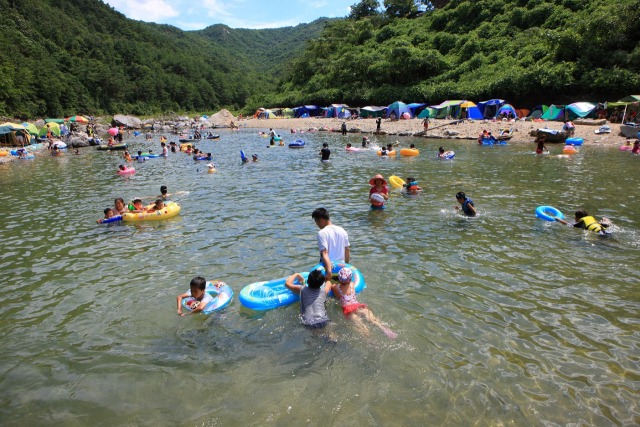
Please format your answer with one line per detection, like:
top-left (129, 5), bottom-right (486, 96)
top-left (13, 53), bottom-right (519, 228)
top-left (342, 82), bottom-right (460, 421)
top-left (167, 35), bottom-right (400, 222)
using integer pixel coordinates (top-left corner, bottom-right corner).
top-left (331, 268), bottom-right (396, 339)
top-left (176, 276), bottom-right (215, 316)
top-left (369, 174), bottom-right (389, 209)
top-left (97, 208), bottom-right (114, 224)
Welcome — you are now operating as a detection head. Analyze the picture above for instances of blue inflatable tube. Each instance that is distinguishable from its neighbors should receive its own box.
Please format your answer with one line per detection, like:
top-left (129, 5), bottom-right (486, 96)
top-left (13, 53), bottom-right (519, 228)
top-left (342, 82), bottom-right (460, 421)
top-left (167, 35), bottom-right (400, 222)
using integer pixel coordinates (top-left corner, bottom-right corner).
top-left (289, 139), bottom-right (305, 148)
top-left (536, 206), bottom-right (564, 222)
top-left (100, 215), bottom-right (123, 224)
top-left (566, 137), bottom-right (583, 146)
top-left (239, 262), bottom-right (366, 310)
top-left (240, 150), bottom-right (247, 162)
top-left (181, 281), bottom-right (233, 314)
top-left (19, 155), bottom-right (34, 159)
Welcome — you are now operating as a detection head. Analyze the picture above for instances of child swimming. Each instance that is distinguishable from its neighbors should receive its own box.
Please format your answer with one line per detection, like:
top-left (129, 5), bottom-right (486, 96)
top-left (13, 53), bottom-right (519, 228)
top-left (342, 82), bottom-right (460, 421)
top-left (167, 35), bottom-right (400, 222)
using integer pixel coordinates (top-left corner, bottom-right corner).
top-left (176, 276), bottom-right (215, 316)
top-left (96, 208), bottom-right (114, 224)
top-left (554, 209), bottom-right (612, 235)
top-left (455, 191), bottom-right (476, 217)
top-left (128, 199), bottom-right (146, 213)
top-left (284, 269), bottom-right (331, 328)
top-left (403, 176), bottom-right (423, 195)
top-left (147, 199), bottom-right (164, 213)
top-left (331, 267), bottom-right (396, 339)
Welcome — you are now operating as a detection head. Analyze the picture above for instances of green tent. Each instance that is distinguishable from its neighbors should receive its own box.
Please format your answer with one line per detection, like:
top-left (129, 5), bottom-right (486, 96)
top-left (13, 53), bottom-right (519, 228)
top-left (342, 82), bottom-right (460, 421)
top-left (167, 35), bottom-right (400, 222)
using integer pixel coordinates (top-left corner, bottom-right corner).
top-left (618, 95), bottom-right (640, 103)
top-left (540, 105), bottom-right (565, 120)
top-left (417, 108), bottom-right (437, 119)
top-left (360, 106), bottom-right (386, 118)
top-left (282, 108), bottom-right (294, 118)
top-left (21, 123), bottom-right (38, 135)
top-left (39, 123), bottom-right (61, 137)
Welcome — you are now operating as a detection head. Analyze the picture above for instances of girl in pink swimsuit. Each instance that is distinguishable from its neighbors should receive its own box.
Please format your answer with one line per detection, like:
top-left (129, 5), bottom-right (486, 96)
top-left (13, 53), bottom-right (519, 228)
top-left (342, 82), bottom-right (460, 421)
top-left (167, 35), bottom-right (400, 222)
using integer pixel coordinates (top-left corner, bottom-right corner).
top-left (331, 268), bottom-right (397, 339)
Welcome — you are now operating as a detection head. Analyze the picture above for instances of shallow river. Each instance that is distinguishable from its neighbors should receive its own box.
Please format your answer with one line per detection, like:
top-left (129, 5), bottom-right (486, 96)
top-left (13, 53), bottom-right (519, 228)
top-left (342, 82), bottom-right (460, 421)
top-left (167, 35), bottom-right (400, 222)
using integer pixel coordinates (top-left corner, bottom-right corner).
top-left (1, 130), bottom-right (639, 426)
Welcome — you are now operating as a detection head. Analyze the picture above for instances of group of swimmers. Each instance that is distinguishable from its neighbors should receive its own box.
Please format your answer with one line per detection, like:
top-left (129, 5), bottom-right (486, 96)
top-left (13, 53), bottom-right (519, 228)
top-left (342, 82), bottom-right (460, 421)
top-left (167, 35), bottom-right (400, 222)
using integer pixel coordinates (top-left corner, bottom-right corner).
top-left (96, 186), bottom-right (182, 223)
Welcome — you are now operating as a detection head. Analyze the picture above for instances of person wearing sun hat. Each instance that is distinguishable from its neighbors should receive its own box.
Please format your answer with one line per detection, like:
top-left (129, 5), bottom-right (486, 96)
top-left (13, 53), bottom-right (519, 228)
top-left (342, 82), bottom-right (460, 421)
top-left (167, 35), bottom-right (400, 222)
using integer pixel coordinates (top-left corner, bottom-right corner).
top-left (368, 174), bottom-right (389, 209)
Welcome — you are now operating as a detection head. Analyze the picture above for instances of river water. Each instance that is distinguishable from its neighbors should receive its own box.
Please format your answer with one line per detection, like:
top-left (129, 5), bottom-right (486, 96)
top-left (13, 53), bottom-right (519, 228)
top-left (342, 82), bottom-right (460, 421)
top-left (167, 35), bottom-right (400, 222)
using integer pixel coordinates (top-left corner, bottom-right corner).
top-left (1, 130), bottom-right (639, 426)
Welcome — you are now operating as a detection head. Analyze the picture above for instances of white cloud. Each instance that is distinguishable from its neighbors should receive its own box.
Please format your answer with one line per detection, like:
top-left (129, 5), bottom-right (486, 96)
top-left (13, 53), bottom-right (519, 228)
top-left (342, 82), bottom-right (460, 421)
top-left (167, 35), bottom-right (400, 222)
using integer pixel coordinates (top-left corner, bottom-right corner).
top-left (176, 21), bottom-right (211, 30)
top-left (300, 0), bottom-right (328, 8)
top-left (108, 0), bottom-right (180, 21)
top-left (222, 16), bottom-right (303, 29)
top-left (201, 0), bottom-right (233, 16)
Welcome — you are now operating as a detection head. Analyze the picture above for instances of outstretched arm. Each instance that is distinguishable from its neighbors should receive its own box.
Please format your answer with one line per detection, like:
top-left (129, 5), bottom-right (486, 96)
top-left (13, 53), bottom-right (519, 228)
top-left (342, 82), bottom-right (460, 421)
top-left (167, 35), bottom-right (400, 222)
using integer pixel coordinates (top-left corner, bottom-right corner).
top-left (554, 217), bottom-right (569, 225)
top-left (320, 249), bottom-right (333, 281)
top-left (285, 273), bottom-right (305, 294)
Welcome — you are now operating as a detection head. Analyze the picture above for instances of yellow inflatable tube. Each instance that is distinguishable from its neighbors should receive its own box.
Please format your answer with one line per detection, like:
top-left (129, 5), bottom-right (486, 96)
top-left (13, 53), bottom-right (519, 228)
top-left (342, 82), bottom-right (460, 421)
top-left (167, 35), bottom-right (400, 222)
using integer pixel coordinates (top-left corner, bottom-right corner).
top-left (122, 201), bottom-right (181, 222)
top-left (0, 151), bottom-right (8, 157)
top-left (389, 176), bottom-right (405, 188)
top-left (377, 150), bottom-right (396, 156)
top-left (400, 148), bottom-right (419, 156)
top-left (180, 144), bottom-right (192, 152)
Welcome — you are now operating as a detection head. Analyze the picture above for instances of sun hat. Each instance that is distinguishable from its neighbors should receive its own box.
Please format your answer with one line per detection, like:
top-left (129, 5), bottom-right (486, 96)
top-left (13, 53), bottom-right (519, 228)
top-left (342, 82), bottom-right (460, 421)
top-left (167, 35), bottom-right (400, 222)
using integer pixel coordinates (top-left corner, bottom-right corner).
top-left (338, 267), bottom-right (353, 283)
top-left (369, 174), bottom-right (387, 186)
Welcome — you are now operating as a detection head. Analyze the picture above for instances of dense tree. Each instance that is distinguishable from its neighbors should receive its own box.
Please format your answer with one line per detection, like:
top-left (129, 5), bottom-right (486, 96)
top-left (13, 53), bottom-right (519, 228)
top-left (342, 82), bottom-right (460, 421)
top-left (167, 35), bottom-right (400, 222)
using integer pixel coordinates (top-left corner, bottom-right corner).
top-left (384, 0), bottom-right (418, 17)
top-left (349, 0), bottom-right (381, 20)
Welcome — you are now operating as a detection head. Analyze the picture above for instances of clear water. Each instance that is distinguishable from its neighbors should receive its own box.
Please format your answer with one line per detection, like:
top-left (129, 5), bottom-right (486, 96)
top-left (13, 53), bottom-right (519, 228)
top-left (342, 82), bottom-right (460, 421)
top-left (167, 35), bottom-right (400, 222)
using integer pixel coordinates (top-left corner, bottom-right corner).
top-left (1, 131), bottom-right (639, 426)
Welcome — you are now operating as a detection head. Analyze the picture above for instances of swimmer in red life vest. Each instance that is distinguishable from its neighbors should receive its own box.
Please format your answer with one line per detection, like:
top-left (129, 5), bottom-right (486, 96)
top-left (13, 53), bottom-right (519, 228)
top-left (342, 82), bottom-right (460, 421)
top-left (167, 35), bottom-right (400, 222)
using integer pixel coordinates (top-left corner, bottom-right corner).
top-left (554, 209), bottom-right (612, 235)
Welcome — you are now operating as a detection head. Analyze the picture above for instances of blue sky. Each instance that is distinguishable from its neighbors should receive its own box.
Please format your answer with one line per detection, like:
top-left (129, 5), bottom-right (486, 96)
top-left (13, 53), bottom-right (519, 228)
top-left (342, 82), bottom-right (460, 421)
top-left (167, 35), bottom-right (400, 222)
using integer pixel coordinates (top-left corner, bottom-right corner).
top-left (105, 0), bottom-right (351, 30)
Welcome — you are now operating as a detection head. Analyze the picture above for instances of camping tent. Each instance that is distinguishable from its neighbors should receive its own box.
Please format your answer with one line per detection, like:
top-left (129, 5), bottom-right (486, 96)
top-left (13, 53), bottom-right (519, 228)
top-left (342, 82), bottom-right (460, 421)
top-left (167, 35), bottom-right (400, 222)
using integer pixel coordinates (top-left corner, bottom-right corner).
top-left (540, 105), bottom-right (565, 120)
top-left (497, 104), bottom-right (518, 118)
top-left (253, 108), bottom-right (265, 118)
top-left (429, 100), bottom-right (465, 119)
top-left (39, 122), bottom-right (61, 136)
top-left (477, 99), bottom-right (506, 118)
top-left (528, 105), bottom-right (548, 119)
top-left (282, 108), bottom-right (295, 118)
top-left (360, 106), bottom-right (386, 118)
top-left (417, 108), bottom-right (437, 119)
top-left (44, 118), bottom-right (65, 124)
top-left (515, 109), bottom-right (529, 118)
top-left (294, 105), bottom-right (322, 118)
top-left (21, 123), bottom-right (38, 135)
top-left (406, 103), bottom-right (427, 117)
top-left (618, 95), bottom-right (640, 103)
top-left (565, 102), bottom-right (596, 120)
top-left (324, 104), bottom-right (351, 118)
top-left (455, 101), bottom-right (483, 120)
top-left (385, 101), bottom-right (412, 119)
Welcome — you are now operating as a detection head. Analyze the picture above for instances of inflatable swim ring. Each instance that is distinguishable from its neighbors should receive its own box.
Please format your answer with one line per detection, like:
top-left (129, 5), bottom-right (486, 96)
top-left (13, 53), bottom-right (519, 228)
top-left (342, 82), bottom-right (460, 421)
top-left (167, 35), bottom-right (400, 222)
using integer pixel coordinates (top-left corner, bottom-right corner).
top-left (289, 139), bottom-right (305, 148)
top-left (238, 262), bottom-right (366, 310)
top-left (274, 136), bottom-right (283, 141)
top-left (377, 150), bottom-right (396, 156)
top-left (240, 150), bottom-right (248, 162)
top-left (122, 201), bottom-right (180, 222)
top-left (535, 206), bottom-right (564, 222)
top-left (19, 155), bottom-right (34, 159)
top-left (438, 151), bottom-right (455, 159)
top-left (181, 281), bottom-right (233, 314)
top-left (400, 148), bottom-right (419, 156)
top-left (566, 137), bottom-right (583, 146)
top-left (100, 215), bottom-right (123, 224)
top-left (206, 135), bottom-right (220, 139)
top-left (0, 151), bottom-right (8, 156)
top-left (345, 147), bottom-right (363, 152)
top-left (291, 129), bottom-right (297, 133)
top-left (389, 175), bottom-right (405, 188)
top-left (180, 144), bottom-right (192, 152)
top-left (620, 146), bottom-right (632, 151)
top-left (117, 167), bottom-right (135, 174)
top-left (97, 144), bottom-right (128, 151)
top-left (563, 145), bottom-right (579, 154)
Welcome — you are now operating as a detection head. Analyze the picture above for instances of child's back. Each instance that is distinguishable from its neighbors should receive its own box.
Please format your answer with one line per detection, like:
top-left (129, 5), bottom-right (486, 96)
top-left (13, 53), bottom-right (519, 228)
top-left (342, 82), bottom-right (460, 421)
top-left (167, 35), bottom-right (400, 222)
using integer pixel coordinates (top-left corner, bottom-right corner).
top-left (300, 286), bottom-right (331, 327)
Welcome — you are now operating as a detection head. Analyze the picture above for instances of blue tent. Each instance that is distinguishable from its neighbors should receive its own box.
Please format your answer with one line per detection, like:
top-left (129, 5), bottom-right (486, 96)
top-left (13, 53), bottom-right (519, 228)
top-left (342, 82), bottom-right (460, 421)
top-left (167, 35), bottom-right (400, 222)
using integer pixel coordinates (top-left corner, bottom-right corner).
top-left (294, 105), bottom-right (322, 118)
top-left (386, 101), bottom-right (412, 119)
top-left (477, 99), bottom-right (506, 118)
top-left (324, 104), bottom-right (351, 118)
top-left (497, 104), bottom-right (518, 118)
top-left (406, 103), bottom-right (427, 117)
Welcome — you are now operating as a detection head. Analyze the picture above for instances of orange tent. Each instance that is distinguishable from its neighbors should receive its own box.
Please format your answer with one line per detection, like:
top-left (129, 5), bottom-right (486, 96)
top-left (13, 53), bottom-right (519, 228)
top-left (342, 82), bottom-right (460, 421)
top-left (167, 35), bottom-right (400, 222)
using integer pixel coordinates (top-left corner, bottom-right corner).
top-left (515, 109), bottom-right (529, 118)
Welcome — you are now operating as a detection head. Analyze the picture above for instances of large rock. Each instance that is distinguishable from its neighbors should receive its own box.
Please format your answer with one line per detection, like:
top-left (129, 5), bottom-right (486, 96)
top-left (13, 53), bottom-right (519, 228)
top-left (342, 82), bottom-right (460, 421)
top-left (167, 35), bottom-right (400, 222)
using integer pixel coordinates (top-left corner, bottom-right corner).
top-left (178, 116), bottom-right (190, 121)
top-left (160, 125), bottom-right (172, 131)
top-left (95, 124), bottom-right (110, 136)
top-left (112, 115), bottom-right (142, 129)
top-left (209, 109), bottom-right (235, 128)
top-left (34, 119), bottom-right (45, 128)
top-left (142, 119), bottom-right (155, 126)
top-left (69, 133), bottom-right (90, 148)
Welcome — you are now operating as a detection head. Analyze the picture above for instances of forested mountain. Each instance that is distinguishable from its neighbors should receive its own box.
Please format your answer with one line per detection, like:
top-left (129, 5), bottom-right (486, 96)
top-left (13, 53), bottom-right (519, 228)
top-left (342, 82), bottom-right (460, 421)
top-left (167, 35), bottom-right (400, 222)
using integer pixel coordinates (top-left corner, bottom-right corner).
top-left (273, 0), bottom-right (640, 108)
top-left (0, 0), bottom-right (329, 119)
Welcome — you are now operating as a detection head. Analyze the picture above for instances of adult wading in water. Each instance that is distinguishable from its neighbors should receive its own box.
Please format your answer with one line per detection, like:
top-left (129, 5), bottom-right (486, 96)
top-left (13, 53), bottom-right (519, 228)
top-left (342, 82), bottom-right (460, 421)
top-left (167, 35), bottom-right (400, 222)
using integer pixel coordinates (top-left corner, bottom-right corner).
top-left (341, 121), bottom-right (347, 136)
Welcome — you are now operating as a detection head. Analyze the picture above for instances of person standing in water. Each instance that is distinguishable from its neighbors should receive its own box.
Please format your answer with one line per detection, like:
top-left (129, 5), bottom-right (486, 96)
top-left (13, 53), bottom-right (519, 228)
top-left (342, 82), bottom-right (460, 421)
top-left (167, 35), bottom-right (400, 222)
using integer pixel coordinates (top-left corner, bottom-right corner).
top-left (535, 134), bottom-right (549, 154)
top-left (319, 143), bottom-right (330, 162)
top-left (341, 121), bottom-right (347, 136)
top-left (312, 208), bottom-right (350, 281)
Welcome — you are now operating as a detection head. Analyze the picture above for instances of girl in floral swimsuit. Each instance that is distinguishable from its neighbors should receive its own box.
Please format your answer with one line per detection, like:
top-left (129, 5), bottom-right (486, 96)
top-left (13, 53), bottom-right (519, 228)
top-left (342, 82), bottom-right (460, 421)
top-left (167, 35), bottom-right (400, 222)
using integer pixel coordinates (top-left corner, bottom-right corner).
top-left (331, 268), bottom-right (397, 339)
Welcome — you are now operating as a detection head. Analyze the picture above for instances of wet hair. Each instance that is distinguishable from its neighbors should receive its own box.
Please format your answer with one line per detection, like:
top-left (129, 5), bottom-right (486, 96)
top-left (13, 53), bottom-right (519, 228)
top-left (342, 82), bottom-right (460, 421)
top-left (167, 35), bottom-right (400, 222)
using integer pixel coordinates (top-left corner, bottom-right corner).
top-left (410, 144), bottom-right (415, 148)
top-left (160, 185), bottom-right (167, 195)
top-left (115, 197), bottom-right (124, 204)
top-left (155, 199), bottom-right (163, 205)
top-left (406, 176), bottom-right (415, 183)
top-left (456, 192), bottom-right (466, 200)
top-left (312, 207), bottom-right (330, 221)
top-left (323, 143), bottom-right (328, 147)
top-left (104, 208), bottom-right (112, 215)
top-left (190, 276), bottom-right (206, 291)
top-left (307, 269), bottom-right (325, 289)
top-left (133, 199), bottom-right (142, 205)
top-left (346, 143), bottom-right (352, 147)
top-left (439, 147), bottom-right (444, 153)
top-left (207, 153), bottom-right (211, 157)
top-left (137, 151), bottom-right (142, 155)
top-left (575, 210), bottom-right (588, 220)
top-left (119, 165), bottom-right (124, 170)
top-left (161, 142), bottom-right (165, 146)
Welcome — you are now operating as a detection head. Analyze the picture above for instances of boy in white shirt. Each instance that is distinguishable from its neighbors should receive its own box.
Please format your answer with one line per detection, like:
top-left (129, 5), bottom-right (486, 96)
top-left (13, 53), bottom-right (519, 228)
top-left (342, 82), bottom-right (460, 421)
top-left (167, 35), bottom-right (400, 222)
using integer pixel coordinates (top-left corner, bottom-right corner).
top-left (312, 208), bottom-right (350, 281)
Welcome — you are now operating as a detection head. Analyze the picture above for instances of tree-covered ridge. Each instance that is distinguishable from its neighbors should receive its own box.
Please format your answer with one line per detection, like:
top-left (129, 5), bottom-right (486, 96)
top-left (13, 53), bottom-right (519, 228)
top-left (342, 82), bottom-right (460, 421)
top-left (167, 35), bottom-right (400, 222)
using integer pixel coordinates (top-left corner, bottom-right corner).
top-left (0, 0), bottom-right (329, 119)
top-left (273, 0), bottom-right (640, 108)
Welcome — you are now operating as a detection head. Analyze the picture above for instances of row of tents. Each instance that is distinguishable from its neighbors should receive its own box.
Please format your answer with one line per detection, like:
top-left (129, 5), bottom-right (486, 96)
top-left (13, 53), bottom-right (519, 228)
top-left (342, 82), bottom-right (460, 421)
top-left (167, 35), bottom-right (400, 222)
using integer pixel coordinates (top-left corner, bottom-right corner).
top-left (0, 117), bottom-right (90, 144)
top-left (254, 96), bottom-right (640, 121)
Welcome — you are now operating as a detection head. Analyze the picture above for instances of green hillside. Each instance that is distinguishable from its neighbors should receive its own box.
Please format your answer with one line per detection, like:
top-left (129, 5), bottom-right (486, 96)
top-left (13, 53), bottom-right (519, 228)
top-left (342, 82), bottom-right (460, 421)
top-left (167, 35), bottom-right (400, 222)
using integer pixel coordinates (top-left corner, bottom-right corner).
top-left (0, 0), bottom-right (328, 119)
top-left (272, 0), bottom-right (640, 108)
